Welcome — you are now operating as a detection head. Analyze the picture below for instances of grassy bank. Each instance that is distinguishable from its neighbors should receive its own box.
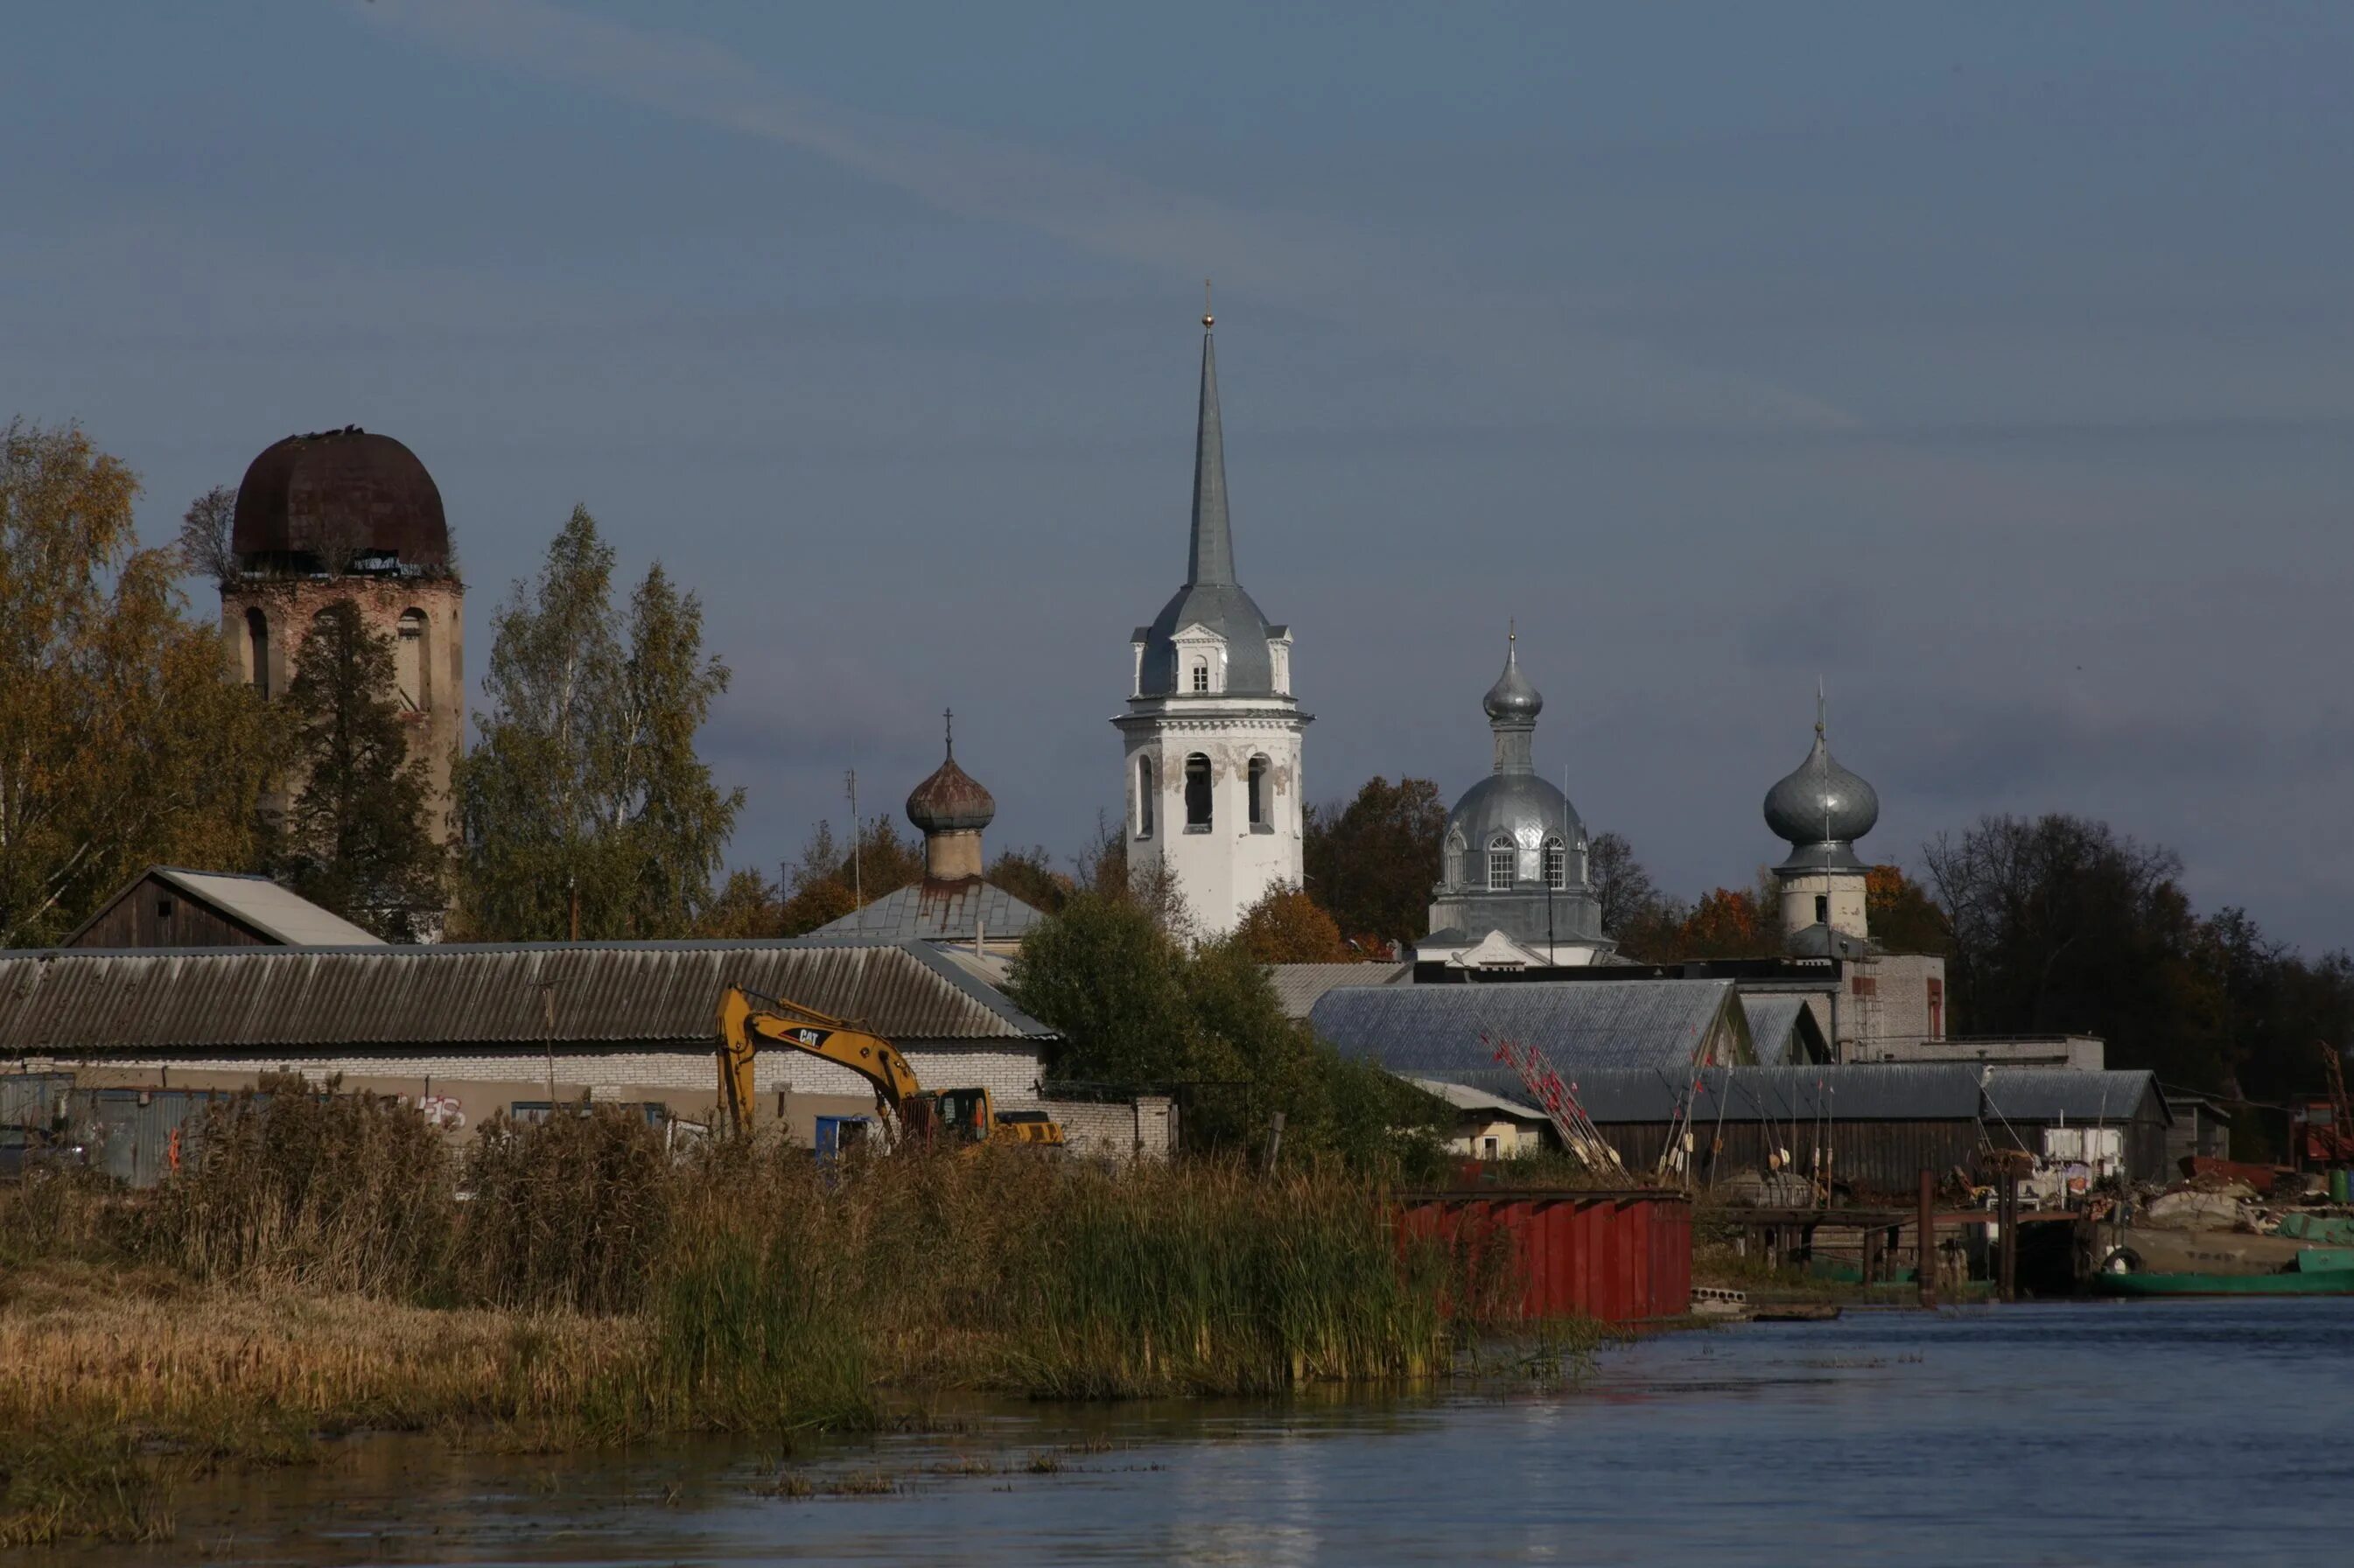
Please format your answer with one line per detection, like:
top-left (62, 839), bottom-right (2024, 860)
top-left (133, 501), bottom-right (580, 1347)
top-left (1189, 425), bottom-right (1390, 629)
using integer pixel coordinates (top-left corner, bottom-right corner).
top-left (0, 1093), bottom-right (1531, 1544)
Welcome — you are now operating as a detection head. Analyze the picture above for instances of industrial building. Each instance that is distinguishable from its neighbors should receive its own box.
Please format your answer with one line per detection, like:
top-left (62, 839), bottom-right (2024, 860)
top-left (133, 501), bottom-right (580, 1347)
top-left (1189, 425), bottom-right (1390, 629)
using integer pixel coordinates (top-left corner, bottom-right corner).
top-left (0, 939), bottom-right (1171, 1163)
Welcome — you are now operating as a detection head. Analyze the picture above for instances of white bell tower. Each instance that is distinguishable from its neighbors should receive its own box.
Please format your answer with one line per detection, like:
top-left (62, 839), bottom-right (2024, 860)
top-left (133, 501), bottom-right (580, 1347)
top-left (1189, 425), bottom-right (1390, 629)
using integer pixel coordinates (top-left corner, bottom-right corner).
top-left (1112, 310), bottom-right (1307, 939)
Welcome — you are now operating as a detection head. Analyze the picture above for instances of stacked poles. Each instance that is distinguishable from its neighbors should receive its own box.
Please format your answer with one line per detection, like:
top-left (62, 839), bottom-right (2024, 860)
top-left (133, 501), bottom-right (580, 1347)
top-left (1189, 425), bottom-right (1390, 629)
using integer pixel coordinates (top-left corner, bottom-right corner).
top-left (1484, 1032), bottom-right (1628, 1176)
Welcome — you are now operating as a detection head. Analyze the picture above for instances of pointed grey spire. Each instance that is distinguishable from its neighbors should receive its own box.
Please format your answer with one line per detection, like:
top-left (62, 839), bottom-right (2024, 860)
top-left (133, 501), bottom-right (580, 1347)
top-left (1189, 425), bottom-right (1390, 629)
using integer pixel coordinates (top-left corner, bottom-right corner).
top-left (1186, 315), bottom-right (1236, 587)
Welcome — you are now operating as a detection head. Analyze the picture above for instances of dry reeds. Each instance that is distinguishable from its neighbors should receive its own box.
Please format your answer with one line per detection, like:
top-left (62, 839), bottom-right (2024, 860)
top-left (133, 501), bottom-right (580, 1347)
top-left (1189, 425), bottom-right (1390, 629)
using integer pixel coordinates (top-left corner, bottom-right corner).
top-left (0, 1096), bottom-right (1533, 1541)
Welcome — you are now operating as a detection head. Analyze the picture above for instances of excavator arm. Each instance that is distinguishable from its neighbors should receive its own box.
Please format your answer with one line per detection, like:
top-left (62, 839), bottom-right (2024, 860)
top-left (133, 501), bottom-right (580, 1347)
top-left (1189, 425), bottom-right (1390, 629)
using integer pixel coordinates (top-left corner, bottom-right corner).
top-left (718, 984), bottom-right (922, 1136)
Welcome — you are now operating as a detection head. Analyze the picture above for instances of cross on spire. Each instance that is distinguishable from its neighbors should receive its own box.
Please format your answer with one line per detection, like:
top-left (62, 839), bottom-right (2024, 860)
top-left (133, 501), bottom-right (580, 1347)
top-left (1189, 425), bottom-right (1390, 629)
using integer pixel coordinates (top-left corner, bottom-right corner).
top-left (943, 707), bottom-right (955, 759)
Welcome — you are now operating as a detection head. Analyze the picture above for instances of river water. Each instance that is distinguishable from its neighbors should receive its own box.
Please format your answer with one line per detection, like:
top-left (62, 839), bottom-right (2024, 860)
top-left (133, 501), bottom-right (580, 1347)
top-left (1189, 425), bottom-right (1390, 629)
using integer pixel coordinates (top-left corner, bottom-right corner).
top-left (58, 1299), bottom-right (2354, 1566)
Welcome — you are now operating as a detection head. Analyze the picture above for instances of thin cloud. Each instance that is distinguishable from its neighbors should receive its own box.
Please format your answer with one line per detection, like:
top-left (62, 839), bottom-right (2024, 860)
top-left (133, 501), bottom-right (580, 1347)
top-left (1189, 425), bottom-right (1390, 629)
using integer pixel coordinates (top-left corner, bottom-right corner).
top-left (361, 0), bottom-right (1858, 432)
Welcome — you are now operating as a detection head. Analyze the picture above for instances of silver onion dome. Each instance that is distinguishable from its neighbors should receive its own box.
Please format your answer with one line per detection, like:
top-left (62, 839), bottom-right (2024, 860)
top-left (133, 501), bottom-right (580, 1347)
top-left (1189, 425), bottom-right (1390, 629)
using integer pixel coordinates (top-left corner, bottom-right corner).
top-left (1482, 636), bottom-right (1542, 724)
top-left (1763, 723), bottom-right (1879, 856)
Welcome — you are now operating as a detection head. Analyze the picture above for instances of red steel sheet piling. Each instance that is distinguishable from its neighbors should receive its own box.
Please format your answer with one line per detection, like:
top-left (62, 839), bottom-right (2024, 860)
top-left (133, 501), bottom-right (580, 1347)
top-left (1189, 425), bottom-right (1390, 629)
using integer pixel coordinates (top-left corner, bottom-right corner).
top-left (1394, 1190), bottom-right (1691, 1324)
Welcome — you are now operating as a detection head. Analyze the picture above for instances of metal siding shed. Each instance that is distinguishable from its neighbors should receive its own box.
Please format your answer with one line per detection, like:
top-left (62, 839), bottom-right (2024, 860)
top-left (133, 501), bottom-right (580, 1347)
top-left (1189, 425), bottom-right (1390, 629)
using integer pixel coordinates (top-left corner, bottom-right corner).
top-left (1979, 1069), bottom-right (2171, 1128)
top-left (1567, 1065), bottom-right (1987, 1125)
top-left (1311, 979), bottom-right (1753, 1077)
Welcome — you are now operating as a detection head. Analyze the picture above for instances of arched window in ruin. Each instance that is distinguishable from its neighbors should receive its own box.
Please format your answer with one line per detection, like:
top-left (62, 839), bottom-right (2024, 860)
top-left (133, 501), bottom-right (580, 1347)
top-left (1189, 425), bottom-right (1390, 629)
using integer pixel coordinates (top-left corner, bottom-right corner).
top-left (396, 608), bottom-right (428, 711)
top-left (1184, 753), bottom-right (1213, 830)
top-left (244, 607), bottom-right (270, 700)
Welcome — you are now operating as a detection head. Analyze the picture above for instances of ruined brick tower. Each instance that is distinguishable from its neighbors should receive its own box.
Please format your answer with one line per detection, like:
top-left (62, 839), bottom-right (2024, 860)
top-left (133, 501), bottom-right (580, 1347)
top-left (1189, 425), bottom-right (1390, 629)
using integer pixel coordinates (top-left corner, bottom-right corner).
top-left (219, 427), bottom-right (465, 842)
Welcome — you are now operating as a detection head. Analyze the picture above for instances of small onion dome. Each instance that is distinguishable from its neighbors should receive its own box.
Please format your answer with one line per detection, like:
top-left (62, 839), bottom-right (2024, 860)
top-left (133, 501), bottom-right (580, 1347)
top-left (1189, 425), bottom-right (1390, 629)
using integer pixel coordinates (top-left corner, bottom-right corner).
top-left (1763, 732), bottom-right (1880, 850)
top-left (1482, 639), bottom-right (1543, 724)
top-left (906, 751), bottom-right (994, 834)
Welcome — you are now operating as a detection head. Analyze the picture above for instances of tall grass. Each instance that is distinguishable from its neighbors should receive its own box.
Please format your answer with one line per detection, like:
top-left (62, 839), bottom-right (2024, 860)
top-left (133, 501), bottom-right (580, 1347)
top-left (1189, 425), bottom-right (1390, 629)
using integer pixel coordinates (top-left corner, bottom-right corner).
top-left (0, 1095), bottom-right (1538, 1539)
top-left (140, 1085), bottom-right (451, 1297)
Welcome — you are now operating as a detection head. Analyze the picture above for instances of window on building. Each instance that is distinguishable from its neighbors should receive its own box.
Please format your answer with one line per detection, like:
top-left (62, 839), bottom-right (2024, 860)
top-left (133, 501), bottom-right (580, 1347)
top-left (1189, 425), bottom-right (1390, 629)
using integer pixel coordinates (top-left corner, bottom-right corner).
top-left (244, 607), bottom-right (270, 699)
top-left (1135, 754), bottom-right (1155, 838)
top-left (1247, 754), bottom-right (1270, 829)
top-left (1543, 836), bottom-right (1566, 890)
top-left (396, 609), bottom-right (428, 711)
top-left (1190, 657), bottom-right (1210, 693)
top-left (1487, 836), bottom-right (1514, 891)
top-left (1482, 1136), bottom-right (1499, 1161)
top-left (1184, 753), bottom-right (1213, 830)
top-left (1851, 975), bottom-right (1877, 998)
top-left (1814, 893), bottom-right (1829, 926)
top-left (156, 898), bottom-right (173, 922)
top-left (1927, 978), bottom-right (1944, 1040)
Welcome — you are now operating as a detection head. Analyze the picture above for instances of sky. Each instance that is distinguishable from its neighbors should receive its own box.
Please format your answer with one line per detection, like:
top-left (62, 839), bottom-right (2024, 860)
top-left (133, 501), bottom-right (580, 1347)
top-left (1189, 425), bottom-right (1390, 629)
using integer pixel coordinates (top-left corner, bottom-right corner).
top-left (6, 2), bottom-right (2351, 950)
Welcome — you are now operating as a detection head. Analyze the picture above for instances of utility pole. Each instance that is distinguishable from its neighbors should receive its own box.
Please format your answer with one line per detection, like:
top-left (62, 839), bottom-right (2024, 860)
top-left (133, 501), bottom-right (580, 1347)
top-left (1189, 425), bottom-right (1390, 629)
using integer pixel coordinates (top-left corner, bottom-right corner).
top-left (845, 768), bottom-right (862, 909)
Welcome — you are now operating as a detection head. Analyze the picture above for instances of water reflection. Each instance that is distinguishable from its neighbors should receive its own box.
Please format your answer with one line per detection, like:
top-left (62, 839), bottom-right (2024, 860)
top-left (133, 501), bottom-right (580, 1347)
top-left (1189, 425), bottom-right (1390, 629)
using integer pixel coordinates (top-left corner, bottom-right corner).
top-left (37, 1300), bottom-right (2354, 1566)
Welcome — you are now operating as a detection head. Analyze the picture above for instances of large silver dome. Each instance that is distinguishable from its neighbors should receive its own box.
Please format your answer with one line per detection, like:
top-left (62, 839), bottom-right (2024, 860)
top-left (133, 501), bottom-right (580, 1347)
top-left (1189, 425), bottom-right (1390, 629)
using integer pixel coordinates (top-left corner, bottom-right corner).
top-left (1763, 732), bottom-right (1879, 852)
top-left (1445, 773), bottom-right (1583, 862)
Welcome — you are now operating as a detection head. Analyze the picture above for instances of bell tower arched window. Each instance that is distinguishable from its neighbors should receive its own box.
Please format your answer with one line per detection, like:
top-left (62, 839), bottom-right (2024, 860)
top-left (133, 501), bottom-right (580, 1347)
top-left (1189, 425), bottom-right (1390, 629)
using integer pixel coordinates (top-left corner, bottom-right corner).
top-left (1246, 754), bottom-right (1270, 830)
top-left (1135, 754), bottom-right (1156, 838)
top-left (1487, 836), bottom-right (1515, 892)
top-left (1190, 657), bottom-right (1210, 693)
top-left (396, 609), bottom-right (428, 712)
top-left (244, 607), bottom-right (270, 700)
top-left (1183, 753), bottom-right (1213, 830)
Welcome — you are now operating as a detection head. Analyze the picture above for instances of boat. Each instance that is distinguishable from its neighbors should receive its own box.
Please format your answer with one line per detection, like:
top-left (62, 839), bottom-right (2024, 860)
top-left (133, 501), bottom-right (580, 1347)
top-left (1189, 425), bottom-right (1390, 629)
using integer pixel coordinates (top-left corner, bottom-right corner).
top-left (2093, 1263), bottom-right (2354, 1298)
top-left (2093, 1232), bottom-right (2354, 1297)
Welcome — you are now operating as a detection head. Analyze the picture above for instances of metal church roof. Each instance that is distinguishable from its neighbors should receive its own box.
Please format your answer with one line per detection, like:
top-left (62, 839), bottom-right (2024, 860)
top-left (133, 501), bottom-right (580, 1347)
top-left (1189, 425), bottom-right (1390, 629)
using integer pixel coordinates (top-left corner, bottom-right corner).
top-left (0, 940), bottom-right (1055, 1055)
top-left (803, 880), bottom-right (1047, 945)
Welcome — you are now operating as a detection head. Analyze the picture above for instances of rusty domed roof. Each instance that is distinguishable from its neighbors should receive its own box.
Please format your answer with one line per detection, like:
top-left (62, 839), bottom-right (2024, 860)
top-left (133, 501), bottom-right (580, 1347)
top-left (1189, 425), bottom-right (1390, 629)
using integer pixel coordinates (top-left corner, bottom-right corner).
top-left (232, 428), bottom-right (450, 573)
top-left (906, 744), bottom-right (995, 835)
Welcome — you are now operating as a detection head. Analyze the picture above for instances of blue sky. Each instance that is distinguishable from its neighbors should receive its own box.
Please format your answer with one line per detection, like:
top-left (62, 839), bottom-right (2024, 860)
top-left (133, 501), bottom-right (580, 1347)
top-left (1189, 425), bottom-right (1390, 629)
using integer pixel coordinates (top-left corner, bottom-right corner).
top-left (8, 2), bottom-right (2350, 948)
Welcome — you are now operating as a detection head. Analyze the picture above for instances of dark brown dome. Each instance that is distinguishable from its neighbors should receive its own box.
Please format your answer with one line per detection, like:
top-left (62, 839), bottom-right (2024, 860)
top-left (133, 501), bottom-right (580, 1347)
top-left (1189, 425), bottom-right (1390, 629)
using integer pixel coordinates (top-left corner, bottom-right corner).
top-left (906, 752), bottom-right (994, 835)
top-left (232, 428), bottom-right (450, 573)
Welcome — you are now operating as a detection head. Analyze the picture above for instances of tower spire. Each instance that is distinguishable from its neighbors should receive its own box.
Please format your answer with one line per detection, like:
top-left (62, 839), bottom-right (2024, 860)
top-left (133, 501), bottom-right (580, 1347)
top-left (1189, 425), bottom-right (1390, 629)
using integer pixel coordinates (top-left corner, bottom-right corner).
top-left (1186, 299), bottom-right (1236, 587)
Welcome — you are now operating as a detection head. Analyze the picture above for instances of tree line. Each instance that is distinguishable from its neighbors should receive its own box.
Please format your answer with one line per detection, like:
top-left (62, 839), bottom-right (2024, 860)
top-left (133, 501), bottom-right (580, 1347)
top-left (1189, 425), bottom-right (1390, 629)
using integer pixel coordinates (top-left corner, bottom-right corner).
top-left (1297, 773), bottom-right (2354, 1117)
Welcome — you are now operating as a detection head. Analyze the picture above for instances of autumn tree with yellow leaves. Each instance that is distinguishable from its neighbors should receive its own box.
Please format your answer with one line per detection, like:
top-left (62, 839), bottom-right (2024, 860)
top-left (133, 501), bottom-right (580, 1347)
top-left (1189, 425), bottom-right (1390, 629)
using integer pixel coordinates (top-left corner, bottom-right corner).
top-left (0, 420), bottom-right (279, 945)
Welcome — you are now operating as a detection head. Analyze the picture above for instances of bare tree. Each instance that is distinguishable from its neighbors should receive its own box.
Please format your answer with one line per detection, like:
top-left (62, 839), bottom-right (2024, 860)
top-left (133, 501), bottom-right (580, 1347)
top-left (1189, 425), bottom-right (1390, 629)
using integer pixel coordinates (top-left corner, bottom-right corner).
top-left (1587, 830), bottom-right (1661, 936)
top-left (176, 484), bottom-right (240, 585)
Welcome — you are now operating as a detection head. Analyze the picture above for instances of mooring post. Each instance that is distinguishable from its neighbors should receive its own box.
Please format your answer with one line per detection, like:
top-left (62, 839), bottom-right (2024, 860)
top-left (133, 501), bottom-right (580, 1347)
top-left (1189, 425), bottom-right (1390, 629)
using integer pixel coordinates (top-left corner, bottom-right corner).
top-left (1916, 1169), bottom-right (1937, 1309)
top-left (1999, 1168), bottom-right (2020, 1303)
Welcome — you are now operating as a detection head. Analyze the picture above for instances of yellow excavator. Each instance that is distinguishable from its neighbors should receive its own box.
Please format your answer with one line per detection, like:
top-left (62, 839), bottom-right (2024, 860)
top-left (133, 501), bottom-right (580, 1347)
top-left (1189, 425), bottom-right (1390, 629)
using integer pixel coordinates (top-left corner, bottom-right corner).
top-left (716, 984), bottom-right (1064, 1151)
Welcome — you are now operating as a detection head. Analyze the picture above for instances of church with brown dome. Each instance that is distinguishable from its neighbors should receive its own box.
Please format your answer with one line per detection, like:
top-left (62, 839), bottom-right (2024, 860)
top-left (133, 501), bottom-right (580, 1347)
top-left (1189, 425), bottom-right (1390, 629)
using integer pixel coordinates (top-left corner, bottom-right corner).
top-left (218, 427), bottom-right (465, 841)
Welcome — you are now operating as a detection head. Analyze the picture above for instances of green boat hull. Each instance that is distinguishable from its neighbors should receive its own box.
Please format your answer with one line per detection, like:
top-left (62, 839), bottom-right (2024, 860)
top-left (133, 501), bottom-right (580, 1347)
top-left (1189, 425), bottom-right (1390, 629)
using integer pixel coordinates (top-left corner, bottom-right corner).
top-left (2094, 1269), bottom-right (2354, 1298)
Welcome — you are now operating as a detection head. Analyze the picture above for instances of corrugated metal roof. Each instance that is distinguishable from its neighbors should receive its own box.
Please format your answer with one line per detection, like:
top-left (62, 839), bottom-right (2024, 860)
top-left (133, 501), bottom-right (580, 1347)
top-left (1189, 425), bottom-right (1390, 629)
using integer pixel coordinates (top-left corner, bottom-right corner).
top-left (1572, 1065), bottom-right (1988, 1124)
top-left (804, 879), bottom-right (1047, 944)
top-left (1311, 979), bottom-right (1752, 1076)
top-left (1981, 1069), bottom-right (2169, 1127)
top-left (1738, 995), bottom-right (1828, 1066)
top-left (1268, 962), bottom-right (1407, 1020)
top-left (0, 940), bottom-right (1054, 1054)
top-left (1405, 1076), bottom-right (1552, 1119)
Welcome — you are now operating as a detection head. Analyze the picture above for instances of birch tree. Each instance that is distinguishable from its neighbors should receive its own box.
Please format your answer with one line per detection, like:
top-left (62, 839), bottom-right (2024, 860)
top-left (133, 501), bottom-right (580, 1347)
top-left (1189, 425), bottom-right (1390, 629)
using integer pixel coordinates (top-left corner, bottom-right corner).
top-left (452, 506), bottom-right (741, 939)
